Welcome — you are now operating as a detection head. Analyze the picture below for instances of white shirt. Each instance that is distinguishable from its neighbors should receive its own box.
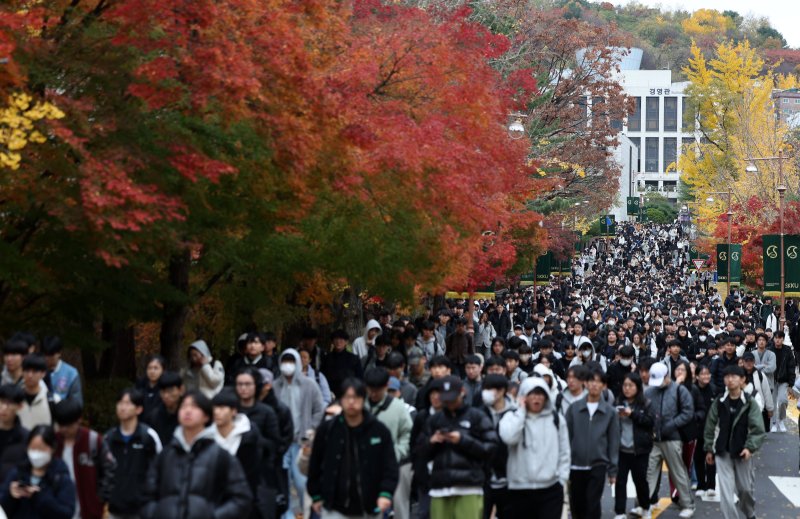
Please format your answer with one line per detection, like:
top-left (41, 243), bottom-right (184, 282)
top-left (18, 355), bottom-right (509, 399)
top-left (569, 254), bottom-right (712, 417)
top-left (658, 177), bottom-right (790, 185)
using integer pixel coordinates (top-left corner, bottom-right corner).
top-left (586, 401), bottom-right (599, 419)
top-left (62, 443), bottom-right (81, 519)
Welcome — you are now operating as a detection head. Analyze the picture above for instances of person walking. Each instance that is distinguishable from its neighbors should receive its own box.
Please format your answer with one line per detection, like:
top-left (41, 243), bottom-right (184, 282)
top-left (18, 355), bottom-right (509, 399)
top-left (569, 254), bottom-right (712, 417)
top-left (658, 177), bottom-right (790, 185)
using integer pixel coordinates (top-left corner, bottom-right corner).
top-left (477, 374), bottom-right (516, 519)
top-left (644, 362), bottom-right (695, 518)
top-left (499, 377), bottom-right (570, 519)
top-left (704, 365), bottom-right (766, 519)
top-left (420, 375), bottom-right (498, 519)
top-left (307, 378), bottom-right (399, 519)
top-left (768, 331), bottom-right (795, 432)
top-left (693, 364), bottom-right (717, 500)
top-left (565, 367), bottom-right (619, 519)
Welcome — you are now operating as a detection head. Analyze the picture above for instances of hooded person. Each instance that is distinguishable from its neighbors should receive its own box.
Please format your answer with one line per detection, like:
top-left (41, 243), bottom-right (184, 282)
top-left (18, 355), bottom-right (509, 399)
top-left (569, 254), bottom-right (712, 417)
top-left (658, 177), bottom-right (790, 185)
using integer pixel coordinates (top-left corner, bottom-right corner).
top-left (498, 377), bottom-right (571, 516)
top-left (533, 363), bottom-right (565, 402)
top-left (353, 319), bottom-right (383, 362)
top-left (272, 349), bottom-right (324, 519)
top-left (181, 340), bottom-right (225, 399)
top-left (569, 338), bottom-right (607, 372)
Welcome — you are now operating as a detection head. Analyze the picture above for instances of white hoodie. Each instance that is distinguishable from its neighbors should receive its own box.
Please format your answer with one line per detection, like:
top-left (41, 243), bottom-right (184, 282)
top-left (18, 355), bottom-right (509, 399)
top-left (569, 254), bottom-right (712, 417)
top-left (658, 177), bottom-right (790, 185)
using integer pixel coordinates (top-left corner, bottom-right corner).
top-left (212, 413), bottom-right (252, 455)
top-left (352, 319), bottom-right (382, 360)
top-left (499, 377), bottom-right (571, 490)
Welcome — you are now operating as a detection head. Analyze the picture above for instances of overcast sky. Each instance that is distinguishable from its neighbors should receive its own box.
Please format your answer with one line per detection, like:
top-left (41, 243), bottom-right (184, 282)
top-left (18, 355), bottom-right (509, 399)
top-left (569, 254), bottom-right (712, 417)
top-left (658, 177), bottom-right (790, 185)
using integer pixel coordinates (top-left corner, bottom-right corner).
top-left (606, 0), bottom-right (800, 48)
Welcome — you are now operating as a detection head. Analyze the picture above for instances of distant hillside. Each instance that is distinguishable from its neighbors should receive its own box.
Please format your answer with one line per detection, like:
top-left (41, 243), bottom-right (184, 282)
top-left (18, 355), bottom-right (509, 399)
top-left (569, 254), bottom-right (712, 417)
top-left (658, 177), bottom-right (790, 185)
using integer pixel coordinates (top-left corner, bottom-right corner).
top-left (553, 0), bottom-right (798, 78)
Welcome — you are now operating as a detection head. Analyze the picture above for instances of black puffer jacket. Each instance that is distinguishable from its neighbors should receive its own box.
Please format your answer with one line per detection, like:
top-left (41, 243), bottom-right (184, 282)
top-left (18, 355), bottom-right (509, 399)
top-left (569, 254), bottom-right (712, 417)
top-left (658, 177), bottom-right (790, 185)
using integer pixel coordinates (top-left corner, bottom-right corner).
top-left (307, 412), bottom-right (398, 514)
top-left (614, 397), bottom-right (655, 456)
top-left (102, 424), bottom-right (160, 515)
top-left (141, 429), bottom-right (252, 519)
top-left (419, 403), bottom-right (498, 489)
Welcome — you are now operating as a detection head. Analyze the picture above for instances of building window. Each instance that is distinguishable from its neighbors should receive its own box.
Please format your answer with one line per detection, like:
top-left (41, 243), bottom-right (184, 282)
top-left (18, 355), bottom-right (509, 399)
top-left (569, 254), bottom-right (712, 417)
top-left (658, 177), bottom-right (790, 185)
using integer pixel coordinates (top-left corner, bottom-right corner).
top-left (628, 97), bottom-right (641, 131)
top-left (645, 137), bottom-right (658, 172)
top-left (783, 98), bottom-right (789, 104)
top-left (795, 99), bottom-right (800, 104)
top-left (663, 137), bottom-right (677, 172)
top-left (577, 97), bottom-right (588, 127)
top-left (646, 97), bottom-right (659, 131)
top-left (682, 98), bottom-right (693, 132)
top-left (629, 137), bottom-right (640, 172)
top-left (663, 181), bottom-right (677, 193)
top-left (664, 97), bottom-right (677, 131)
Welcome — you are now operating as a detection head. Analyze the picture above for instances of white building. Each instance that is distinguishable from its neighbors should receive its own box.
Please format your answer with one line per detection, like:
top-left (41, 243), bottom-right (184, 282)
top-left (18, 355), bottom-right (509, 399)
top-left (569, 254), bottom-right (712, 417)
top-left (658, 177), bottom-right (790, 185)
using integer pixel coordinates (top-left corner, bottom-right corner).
top-left (606, 50), bottom-right (694, 221)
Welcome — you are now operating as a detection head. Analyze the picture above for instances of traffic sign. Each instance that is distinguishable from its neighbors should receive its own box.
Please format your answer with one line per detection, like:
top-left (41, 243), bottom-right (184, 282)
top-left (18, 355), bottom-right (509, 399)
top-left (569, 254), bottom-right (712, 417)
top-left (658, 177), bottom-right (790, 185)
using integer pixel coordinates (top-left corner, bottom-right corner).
top-left (692, 259), bottom-right (706, 270)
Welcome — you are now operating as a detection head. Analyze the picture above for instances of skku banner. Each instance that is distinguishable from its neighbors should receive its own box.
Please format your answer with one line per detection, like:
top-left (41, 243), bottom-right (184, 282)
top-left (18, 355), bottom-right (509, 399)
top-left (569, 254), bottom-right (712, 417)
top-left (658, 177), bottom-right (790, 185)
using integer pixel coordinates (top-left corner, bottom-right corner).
top-left (716, 243), bottom-right (741, 285)
top-left (763, 235), bottom-right (800, 296)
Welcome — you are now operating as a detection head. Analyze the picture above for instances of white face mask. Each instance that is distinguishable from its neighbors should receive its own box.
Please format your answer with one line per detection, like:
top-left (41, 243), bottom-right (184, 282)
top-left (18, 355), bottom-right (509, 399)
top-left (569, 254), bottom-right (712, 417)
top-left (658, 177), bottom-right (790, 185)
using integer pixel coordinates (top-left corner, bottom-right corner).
top-left (520, 354), bottom-right (532, 362)
top-left (560, 322), bottom-right (567, 329)
top-left (28, 449), bottom-right (51, 469)
top-left (581, 349), bottom-right (592, 358)
top-left (620, 359), bottom-right (632, 367)
top-left (280, 362), bottom-right (296, 377)
top-left (699, 335), bottom-right (707, 342)
top-left (607, 320), bottom-right (616, 327)
top-left (481, 389), bottom-right (497, 406)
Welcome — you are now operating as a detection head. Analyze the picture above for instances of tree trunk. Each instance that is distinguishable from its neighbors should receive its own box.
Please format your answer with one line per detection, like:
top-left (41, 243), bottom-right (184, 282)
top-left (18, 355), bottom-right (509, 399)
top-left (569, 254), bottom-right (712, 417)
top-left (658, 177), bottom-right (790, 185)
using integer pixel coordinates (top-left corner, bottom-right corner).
top-left (160, 250), bottom-right (191, 369)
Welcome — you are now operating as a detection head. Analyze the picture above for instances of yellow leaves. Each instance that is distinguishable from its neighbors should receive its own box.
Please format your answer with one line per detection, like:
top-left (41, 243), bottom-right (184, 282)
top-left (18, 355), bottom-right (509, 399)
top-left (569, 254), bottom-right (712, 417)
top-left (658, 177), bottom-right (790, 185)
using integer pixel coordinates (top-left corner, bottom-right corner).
top-left (681, 9), bottom-right (734, 38)
top-left (0, 92), bottom-right (64, 170)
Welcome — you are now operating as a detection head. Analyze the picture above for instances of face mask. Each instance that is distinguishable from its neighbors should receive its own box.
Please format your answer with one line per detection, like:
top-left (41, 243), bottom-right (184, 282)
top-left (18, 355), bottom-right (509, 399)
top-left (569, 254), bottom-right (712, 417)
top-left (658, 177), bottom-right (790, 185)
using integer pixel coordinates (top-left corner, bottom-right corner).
top-left (607, 320), bottom-right (616, 327)
top-left (520, 354), bottom-right (532, 362)
top-left (699, 335), bottom-right (707, 342)
top-left (28, 449), bottom-right (51, 469)
top-left (620, 359), bottom-right (632, 367)
top-left (481, 389), bottom-right (497, 406)
top-left (581, 349), bottom-right (592, 358)
top-left (560, 322), bottom-right (567, 329)
top-left (280, 363), bottom-right (296, 377)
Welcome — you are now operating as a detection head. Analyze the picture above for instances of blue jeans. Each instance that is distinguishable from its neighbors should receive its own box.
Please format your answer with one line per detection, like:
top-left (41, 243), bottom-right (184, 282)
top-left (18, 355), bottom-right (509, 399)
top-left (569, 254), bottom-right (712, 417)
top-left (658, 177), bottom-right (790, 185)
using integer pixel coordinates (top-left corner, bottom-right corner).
top-left (283, 443), bottom-right (307, 519)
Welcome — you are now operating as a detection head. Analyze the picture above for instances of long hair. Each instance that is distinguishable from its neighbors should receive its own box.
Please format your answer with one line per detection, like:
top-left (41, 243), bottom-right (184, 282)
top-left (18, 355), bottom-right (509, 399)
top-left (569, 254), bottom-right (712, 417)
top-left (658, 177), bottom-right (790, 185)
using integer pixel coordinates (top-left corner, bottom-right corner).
top-left (618, 372), bottom-right (646, 408)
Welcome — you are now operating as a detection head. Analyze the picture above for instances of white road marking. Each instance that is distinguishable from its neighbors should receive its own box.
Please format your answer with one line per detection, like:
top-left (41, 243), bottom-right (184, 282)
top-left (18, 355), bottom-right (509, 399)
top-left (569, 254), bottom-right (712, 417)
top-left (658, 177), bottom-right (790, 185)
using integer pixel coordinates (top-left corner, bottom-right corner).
top-left (769, 476), bottom-right (800, 507)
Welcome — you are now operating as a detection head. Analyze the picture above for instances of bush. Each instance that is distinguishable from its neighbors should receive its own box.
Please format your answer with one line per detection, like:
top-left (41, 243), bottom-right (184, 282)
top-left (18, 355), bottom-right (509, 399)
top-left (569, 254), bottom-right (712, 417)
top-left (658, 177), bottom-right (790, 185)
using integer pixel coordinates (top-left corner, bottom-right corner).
top-left (83, 378), bottom-right (135, 433)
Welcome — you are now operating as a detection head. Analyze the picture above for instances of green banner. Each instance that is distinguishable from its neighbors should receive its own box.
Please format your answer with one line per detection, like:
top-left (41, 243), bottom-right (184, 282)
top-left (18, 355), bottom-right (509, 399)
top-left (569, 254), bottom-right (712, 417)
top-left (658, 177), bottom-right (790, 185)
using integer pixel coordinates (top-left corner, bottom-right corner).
top-left (561, 259), bottom-right (572, 275)
top-left (535, 251), bottom-right (552, 285)
top-left (550, 255), bottom-right (561, 275)
top-left (520, 271), bottom-right (535, 287)
top-left (599, 215), bottom-right (616, 235)
top-left (763, 235), bottom-right (800, 297)
top-left (626, 196), bottom-right (640, 215)
top-left (689, 244), bottom-right (710, 270)
top-left (717, 243), bottom-right (742, 285)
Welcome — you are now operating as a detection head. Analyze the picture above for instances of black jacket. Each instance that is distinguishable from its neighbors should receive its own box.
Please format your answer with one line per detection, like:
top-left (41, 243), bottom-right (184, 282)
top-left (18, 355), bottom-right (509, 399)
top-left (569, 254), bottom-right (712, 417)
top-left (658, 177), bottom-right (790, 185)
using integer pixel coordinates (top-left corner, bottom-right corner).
top-left (711, 354), bottom-right (740, 394)
top-left (770, 345), bottom-right (797, 385)
top-left (615, 397), bottom-right (655, 456)
top-left (146, 404), bottom-right (179, 446)
top-left (695, 382), bottom-right (717, 445)
top-left (606, 361), bottom-right (633, 398)
top-left (419, 403), bottom-right (498, 489)
top-left (239, 402), bottom-right (279, 466)
top-left (231, 425), bottom-right (272, 519)
top-left (0, 419), bottom-right (28, 483)
top-left (0, 458), bottom-right (75, 519)
top-left (102, 424), bottom-right (160, 514)
top-left (307, 412), bottom-right (398, 515)
top-left (320, 350), bottom-right (363, 399)
top-left (141, 433), bottom-right (252, 519)
top-left (262, 391), bottom-right (293, 458)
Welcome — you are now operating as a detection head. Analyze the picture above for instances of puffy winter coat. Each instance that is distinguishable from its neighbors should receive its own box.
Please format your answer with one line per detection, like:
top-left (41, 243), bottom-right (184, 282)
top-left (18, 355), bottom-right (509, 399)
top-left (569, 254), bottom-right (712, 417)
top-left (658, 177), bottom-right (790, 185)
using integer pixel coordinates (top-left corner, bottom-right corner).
top-left (141, 427), bottom-right (252, 519)
top-left (0, 458), bottom-right (75, 519)
top-left (419, 403), bottom-right (498, 489)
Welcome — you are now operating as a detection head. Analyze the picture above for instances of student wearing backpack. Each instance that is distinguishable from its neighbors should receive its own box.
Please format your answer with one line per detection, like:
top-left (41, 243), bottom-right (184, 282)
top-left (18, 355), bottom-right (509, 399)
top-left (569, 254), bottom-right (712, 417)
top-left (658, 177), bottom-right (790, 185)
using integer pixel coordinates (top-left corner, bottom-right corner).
top-left (141, 391), bottom-right (252, 519)
top-left (477, 374), bottom-right (516, 519)
top-left (741, 352), bottom-right (774, 421)
top-left (498, 377), bottom-right (570, 519)
top-left (52, 399), bottom-right (108, 519)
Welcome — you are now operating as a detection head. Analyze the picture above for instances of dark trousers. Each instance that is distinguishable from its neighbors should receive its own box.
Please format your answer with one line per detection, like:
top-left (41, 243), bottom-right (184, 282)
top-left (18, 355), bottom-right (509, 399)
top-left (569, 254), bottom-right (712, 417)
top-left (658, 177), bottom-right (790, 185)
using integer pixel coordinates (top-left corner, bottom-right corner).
top-left (763, 408), bottom-right (771, 434)
top-left (483, 486), bottom-right (510, 519)
top-left (508, 484), bottom-right (563, 519)
top-left (615, 451), bottom-right (650, 514)
top-left (569, 466), bottom-right (605, 519)
top-left (693, 441), bottom-right (716, 491)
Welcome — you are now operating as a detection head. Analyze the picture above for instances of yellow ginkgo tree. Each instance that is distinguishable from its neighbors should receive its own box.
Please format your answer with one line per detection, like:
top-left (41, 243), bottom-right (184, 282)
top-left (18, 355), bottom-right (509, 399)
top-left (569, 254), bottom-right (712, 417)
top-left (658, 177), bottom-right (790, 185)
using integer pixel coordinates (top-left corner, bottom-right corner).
top-left (678, 40), bottom-right (799, 234)
top-left (0, 92), bottom-right (64, 169)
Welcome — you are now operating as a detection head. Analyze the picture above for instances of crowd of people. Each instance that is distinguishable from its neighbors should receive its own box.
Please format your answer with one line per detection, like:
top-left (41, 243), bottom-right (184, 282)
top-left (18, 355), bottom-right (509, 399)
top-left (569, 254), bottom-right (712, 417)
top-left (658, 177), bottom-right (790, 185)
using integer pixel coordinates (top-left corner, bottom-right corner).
top-left (0, 221), bottom-right (797, 519)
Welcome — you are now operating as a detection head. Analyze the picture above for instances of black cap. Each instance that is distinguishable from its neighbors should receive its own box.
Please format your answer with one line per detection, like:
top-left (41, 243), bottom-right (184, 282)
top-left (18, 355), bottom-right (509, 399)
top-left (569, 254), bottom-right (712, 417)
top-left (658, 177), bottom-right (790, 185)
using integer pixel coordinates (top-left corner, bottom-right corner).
top-left (439, 376), bottom-right (463, 403)
top-left (742, 352), bottom-right (756, 362)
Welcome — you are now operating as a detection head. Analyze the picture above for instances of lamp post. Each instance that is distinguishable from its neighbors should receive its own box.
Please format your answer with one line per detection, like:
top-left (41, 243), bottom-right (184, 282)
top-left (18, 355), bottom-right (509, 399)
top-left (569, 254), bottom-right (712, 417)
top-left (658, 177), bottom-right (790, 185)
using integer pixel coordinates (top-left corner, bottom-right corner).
top-left (707, 190), bottom-right (734, 296)
top-left (745, 150), bottom-right (792, 316)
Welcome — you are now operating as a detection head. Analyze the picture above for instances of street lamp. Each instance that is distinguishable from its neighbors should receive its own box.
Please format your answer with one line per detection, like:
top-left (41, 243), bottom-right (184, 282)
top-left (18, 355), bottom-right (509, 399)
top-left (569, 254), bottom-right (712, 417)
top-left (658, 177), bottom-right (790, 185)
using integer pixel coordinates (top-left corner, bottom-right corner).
top-left (745, 150), bottom-right (792, 314)
top-left (707, 189), bottom-right (734, 296)
top-left (507, 113), bottom-right (527, 140)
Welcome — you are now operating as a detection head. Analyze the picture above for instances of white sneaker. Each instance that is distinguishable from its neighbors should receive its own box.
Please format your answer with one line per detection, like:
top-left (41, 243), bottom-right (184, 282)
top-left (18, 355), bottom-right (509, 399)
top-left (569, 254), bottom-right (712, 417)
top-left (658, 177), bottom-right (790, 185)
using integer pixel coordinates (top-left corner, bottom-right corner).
top-left (678, 509), bottom-right (695, 518)
top-left (613, 515), bottom-right (626, 519)
top-left (771, 423), bottom-right (779, 432)
top-left (779, 420), bottom-right (788, 432)
top-left (695, 489), bottom-right (706, 498)
top-left (706, 489), bottom-right (717, 498)
top-left (629, 506), bottom-right (646, 516)
top-left (641, 510), bottom-right (652, 519)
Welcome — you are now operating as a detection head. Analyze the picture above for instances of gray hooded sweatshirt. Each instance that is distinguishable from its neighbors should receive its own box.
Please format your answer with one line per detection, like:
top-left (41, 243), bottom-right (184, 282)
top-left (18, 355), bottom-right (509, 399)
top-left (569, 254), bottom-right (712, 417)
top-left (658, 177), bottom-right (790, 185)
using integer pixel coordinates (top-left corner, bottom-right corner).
top-left (273, 349), bottom-right (324, 443)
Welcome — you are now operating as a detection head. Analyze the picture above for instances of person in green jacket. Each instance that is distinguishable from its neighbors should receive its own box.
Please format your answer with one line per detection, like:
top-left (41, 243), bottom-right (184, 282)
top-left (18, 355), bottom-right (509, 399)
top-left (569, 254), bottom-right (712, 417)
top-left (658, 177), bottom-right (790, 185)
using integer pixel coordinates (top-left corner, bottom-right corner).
top-left (704, 365), bottom-right (766, 519)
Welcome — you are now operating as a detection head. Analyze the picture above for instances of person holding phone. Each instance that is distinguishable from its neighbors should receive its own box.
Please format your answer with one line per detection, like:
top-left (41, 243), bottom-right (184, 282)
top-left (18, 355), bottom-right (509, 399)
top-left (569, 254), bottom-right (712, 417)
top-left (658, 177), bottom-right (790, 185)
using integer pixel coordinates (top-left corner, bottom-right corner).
top-left (613, 373), bottom-right (655, 519)
top-left (0, 424), bottom-right (75, 519)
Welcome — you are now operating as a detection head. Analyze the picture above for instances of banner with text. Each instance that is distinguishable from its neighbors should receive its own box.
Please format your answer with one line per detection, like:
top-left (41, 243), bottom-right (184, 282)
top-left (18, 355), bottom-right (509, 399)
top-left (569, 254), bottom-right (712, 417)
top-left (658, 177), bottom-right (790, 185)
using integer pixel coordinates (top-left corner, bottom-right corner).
top-left (716, 243), bottom-right (741, 285)
top-left (535, 251), bottom-right (552, 286)
top-left (762, 234), bottom-right (800, 297)
top-left (626, 196), bottom-right (640, 215)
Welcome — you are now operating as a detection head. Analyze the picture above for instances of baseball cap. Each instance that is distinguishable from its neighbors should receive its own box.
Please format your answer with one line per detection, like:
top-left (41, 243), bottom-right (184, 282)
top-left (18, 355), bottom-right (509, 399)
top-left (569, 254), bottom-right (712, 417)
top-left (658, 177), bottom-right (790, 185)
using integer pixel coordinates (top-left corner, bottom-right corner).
top-left (648, 363), bottom-right (668, 387)
top-left (439, 376), bottom-right (463, 403)
top-left (742, 352), bottom-right (756, 362)
top-left (388, 377), bottom-right (401, 391)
